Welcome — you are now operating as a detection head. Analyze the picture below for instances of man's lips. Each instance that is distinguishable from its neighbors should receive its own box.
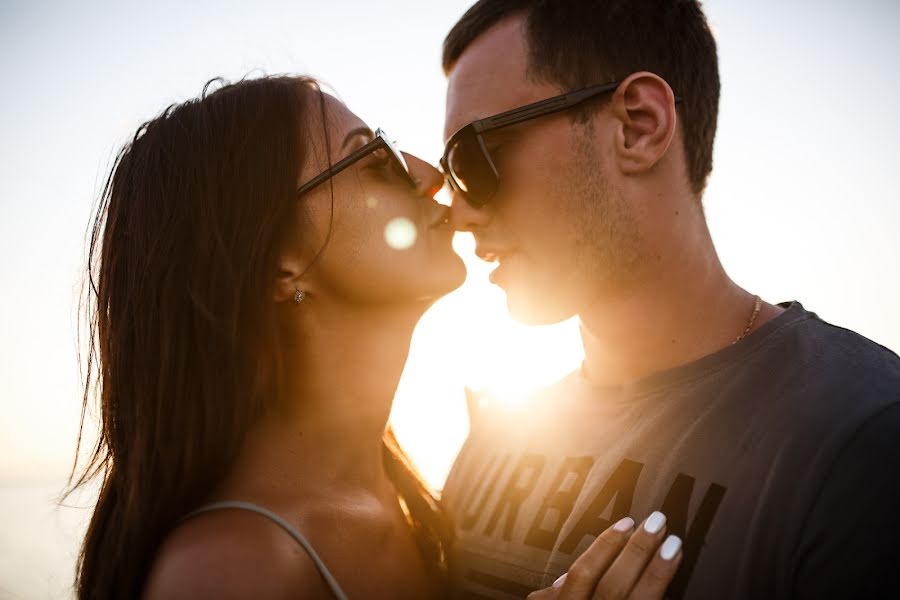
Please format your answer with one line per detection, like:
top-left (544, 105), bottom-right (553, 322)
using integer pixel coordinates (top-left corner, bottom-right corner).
top-left (475, 246), bottom-right (517, 284)
top-left (488, 258), bottom-right (512, 284)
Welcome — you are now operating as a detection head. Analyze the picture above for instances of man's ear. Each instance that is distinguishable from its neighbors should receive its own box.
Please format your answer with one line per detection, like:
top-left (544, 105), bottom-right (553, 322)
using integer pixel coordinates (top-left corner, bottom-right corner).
top-left (609, 71), bottom-right (677, 176)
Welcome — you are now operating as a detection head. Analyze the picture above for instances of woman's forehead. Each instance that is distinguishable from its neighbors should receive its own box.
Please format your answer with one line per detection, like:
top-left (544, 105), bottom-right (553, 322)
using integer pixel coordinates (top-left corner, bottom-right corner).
top-left (299, 90), bottom-right (371, 184)
top-left (316, 92), bottom-right (369, 146)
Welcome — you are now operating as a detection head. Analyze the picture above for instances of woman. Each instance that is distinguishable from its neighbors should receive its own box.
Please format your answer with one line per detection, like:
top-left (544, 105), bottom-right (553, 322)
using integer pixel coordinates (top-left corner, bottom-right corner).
top-left (70, 75), bottom-right (681, 599)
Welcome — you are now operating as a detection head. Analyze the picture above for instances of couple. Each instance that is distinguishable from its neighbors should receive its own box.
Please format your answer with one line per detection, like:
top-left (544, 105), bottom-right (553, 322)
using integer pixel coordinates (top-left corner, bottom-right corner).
top-left (71, 1), bottom-right (900, 599)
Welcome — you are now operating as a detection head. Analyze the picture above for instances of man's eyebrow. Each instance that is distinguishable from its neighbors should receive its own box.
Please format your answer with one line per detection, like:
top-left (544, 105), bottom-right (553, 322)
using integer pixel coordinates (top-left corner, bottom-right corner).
top-left (341, 126), bottom-right (375, 151)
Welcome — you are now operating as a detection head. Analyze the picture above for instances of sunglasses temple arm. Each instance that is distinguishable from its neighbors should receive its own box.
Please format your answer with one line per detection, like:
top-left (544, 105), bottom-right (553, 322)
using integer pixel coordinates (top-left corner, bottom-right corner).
top-left (297, 136), bottom-right (385, 194)
top-left (477, 82), bottom-right (621, 133)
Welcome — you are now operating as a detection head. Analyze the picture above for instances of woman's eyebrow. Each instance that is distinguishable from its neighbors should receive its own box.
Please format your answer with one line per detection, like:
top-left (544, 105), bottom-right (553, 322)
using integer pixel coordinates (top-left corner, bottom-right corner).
top-left (341, 126), bottom-right (375, 151)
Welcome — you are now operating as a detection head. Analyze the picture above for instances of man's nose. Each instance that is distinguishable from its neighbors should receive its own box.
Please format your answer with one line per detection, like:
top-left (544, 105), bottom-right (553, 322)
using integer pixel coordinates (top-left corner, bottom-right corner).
top-left (448, 188), bottom-right (491, 232)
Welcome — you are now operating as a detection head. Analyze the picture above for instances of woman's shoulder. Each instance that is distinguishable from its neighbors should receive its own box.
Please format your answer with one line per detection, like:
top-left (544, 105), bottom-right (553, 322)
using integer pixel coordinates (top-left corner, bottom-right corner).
top-left (142, 507), bottom-right (333, 600)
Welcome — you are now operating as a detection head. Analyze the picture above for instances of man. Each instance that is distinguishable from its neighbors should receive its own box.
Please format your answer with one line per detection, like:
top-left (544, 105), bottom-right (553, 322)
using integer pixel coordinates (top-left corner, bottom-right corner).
top-left (438, 1), bottom-right (900, 598)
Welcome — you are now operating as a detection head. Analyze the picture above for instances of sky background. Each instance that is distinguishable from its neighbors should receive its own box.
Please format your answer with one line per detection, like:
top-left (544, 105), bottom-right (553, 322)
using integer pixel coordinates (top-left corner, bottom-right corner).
top-left (1, 0), bottom-right (899, 597)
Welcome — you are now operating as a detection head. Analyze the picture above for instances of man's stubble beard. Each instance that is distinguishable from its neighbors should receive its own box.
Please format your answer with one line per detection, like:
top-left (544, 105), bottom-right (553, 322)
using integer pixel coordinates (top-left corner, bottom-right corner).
top-left (567, 123), bottom-right (645, 302)
top-left (506, 122), bottom-right (645, 325)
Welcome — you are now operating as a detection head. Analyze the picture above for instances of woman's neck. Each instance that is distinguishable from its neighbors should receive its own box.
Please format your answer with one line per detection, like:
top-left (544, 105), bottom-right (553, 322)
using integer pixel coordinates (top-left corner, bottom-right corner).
top-left (224, 299), bottom-right (429, 503)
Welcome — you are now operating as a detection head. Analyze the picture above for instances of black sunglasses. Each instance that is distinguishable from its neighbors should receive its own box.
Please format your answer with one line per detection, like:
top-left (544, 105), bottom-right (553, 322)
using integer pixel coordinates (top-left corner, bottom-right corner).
top-left (297, 128), bottom-right (414, 195)
top-left (440, 81), bottom-right (624, 207)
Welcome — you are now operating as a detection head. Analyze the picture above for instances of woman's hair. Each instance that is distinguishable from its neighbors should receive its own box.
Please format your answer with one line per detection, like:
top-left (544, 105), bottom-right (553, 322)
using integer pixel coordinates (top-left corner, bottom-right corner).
top-left (69, 75), bottom-right (451, 599)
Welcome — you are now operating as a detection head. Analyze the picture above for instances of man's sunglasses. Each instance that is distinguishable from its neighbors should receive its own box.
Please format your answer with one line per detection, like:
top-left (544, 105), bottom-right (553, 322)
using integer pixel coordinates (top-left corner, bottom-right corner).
top-left (297, 128), bottom-right (414, 195)
top-left (440, 81), bottom-right (624, 207)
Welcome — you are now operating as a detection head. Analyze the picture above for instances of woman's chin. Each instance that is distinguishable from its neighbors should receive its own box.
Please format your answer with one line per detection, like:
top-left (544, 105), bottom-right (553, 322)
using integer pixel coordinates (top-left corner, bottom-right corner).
top-left (442, 255), bottom-right (468, 293)
top-left (419, 258), bottom-right (468, 302)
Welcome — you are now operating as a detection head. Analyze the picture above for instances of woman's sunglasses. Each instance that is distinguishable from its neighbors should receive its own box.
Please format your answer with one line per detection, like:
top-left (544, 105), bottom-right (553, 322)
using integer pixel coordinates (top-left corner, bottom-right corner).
top-left (440, 81), bottom-right (625, 207)
top-left (297, 128), bottom-right (414, 195)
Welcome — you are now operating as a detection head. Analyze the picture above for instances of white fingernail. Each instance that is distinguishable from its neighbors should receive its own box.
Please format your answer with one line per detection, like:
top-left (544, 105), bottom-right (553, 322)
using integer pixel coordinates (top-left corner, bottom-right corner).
top-left (613, 516), bottom-right (635, 532)
top-left (644, 511), bottom-right (666, 534)
top-left (552, 573), bottom-right (567, 588)
top-left (660, 535), bottom-right (682, 560)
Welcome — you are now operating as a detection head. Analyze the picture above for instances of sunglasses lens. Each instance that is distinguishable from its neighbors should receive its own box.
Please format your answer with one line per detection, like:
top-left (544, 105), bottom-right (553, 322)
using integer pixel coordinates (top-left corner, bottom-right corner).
top-left (448, 133), bottom-right (498, 206)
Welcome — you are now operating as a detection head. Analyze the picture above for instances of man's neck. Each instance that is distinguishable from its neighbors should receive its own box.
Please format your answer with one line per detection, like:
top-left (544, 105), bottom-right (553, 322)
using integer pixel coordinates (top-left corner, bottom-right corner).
top-left (578, 225), bottom-right (758, 387)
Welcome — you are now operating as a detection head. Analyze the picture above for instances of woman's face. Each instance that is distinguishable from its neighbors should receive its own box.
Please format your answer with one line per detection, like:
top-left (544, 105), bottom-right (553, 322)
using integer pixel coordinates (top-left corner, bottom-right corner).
top-left (288, 94), bottom-right (466, 305)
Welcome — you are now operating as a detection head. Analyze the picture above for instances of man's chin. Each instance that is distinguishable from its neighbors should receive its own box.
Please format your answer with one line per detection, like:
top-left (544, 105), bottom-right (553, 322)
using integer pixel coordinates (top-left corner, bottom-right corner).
top-left (503, 287), bottom-right (576, 326)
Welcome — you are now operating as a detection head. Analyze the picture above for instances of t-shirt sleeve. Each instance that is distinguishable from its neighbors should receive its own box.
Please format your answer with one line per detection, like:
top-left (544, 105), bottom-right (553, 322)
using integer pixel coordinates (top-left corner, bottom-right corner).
top-left (793, 401), bottom-right (900, 598)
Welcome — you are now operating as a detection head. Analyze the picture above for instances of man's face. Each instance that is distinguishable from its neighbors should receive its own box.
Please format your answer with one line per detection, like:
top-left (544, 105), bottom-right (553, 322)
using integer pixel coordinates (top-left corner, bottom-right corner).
top-left (444, 16), bottom-right (644, 325)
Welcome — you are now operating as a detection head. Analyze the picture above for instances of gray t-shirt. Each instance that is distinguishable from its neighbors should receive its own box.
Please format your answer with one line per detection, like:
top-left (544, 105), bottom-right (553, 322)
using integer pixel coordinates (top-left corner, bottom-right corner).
top-left (441, 302), bottom-right (900, 599)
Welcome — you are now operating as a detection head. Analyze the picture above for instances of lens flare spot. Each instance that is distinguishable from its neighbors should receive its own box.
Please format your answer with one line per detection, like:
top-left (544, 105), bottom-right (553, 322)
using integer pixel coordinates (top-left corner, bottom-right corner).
top-left (366, 197), bottom-right (378, 209)
top-left (385, 217), bottom-right (417, 250)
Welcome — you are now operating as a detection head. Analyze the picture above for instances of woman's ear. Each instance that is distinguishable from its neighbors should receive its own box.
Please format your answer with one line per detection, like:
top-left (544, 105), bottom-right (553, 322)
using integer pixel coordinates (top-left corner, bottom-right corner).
top-left (272, 242), bottom-right (316, 304)
top-left (609, 71), bottom-right (678, 177)
top-left (273, 256), bottom-right (301, 304)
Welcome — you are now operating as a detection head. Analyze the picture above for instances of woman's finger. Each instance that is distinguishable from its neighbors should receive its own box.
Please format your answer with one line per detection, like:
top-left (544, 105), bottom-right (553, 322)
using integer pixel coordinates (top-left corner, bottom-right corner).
top-left (628, 534), bottom-right (683, 600)
top-left (590, 511), bottom-right (669, 599)
top-left (555, 516), bottom-right (636, 598)
top-left (525, 587), bottom-right (558, 600)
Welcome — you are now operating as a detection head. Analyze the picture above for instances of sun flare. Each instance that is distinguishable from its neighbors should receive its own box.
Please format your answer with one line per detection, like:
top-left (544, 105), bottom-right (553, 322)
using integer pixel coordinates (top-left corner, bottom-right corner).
top-left (384, 217), bottom-right (417, 250)
top-left (389, 231), bottom-right (585, 490)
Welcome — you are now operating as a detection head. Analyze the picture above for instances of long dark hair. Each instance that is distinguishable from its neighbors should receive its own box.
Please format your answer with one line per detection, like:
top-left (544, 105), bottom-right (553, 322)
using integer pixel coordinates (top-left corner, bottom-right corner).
top-left (69, 75), bottom-right (451, 599)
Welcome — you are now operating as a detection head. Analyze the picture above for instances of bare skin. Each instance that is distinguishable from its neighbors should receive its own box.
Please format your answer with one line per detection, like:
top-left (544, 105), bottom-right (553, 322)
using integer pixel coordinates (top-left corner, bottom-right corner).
top-left (446, 16), bottom-right (783, 387)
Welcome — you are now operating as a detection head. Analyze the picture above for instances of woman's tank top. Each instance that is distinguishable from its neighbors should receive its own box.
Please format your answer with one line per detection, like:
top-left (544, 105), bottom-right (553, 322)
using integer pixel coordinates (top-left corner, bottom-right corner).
top-left (185, 500), bottom-right (349, 600)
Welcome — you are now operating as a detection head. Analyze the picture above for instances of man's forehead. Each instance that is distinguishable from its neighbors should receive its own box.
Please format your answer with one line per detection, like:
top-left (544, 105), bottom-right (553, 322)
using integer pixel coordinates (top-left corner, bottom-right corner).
top-left (444, 15), bottom-right (548, 140)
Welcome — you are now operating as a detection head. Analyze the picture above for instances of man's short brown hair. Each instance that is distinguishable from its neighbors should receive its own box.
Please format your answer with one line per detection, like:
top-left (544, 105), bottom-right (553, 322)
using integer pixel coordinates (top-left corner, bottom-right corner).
top-left (443, 0), bottom-right (720, 195)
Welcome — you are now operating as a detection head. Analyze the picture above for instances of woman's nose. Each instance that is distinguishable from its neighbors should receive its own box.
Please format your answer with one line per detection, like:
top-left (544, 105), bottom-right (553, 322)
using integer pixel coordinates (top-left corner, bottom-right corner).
top-left (404, 153), bottom-right (446, 199)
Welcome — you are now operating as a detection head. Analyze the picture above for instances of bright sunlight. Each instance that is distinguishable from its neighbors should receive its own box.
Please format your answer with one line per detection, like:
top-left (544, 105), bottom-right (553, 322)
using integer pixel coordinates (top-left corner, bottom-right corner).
top-left (389, 226), bottom-right (585, 490)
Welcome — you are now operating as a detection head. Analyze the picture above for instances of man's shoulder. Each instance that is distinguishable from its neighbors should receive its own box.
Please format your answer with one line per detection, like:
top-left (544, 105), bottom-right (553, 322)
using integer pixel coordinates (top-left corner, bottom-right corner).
top-left (733, 304), bottom-right (900, 486)
top-left (792, 303), bottom-right (898, 365)
top-left (772, 303), bottom-right (900, 402)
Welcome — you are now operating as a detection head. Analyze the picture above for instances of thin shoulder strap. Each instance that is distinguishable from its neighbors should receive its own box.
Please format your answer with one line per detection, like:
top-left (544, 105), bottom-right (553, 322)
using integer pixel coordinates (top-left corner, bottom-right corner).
top-left (184, 500), bottom-right (349, 600)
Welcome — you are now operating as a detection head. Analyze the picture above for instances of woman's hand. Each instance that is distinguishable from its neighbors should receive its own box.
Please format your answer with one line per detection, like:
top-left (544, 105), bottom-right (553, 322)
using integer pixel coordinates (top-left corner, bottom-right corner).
top-left (527, 512), bottom-right (682, 600)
